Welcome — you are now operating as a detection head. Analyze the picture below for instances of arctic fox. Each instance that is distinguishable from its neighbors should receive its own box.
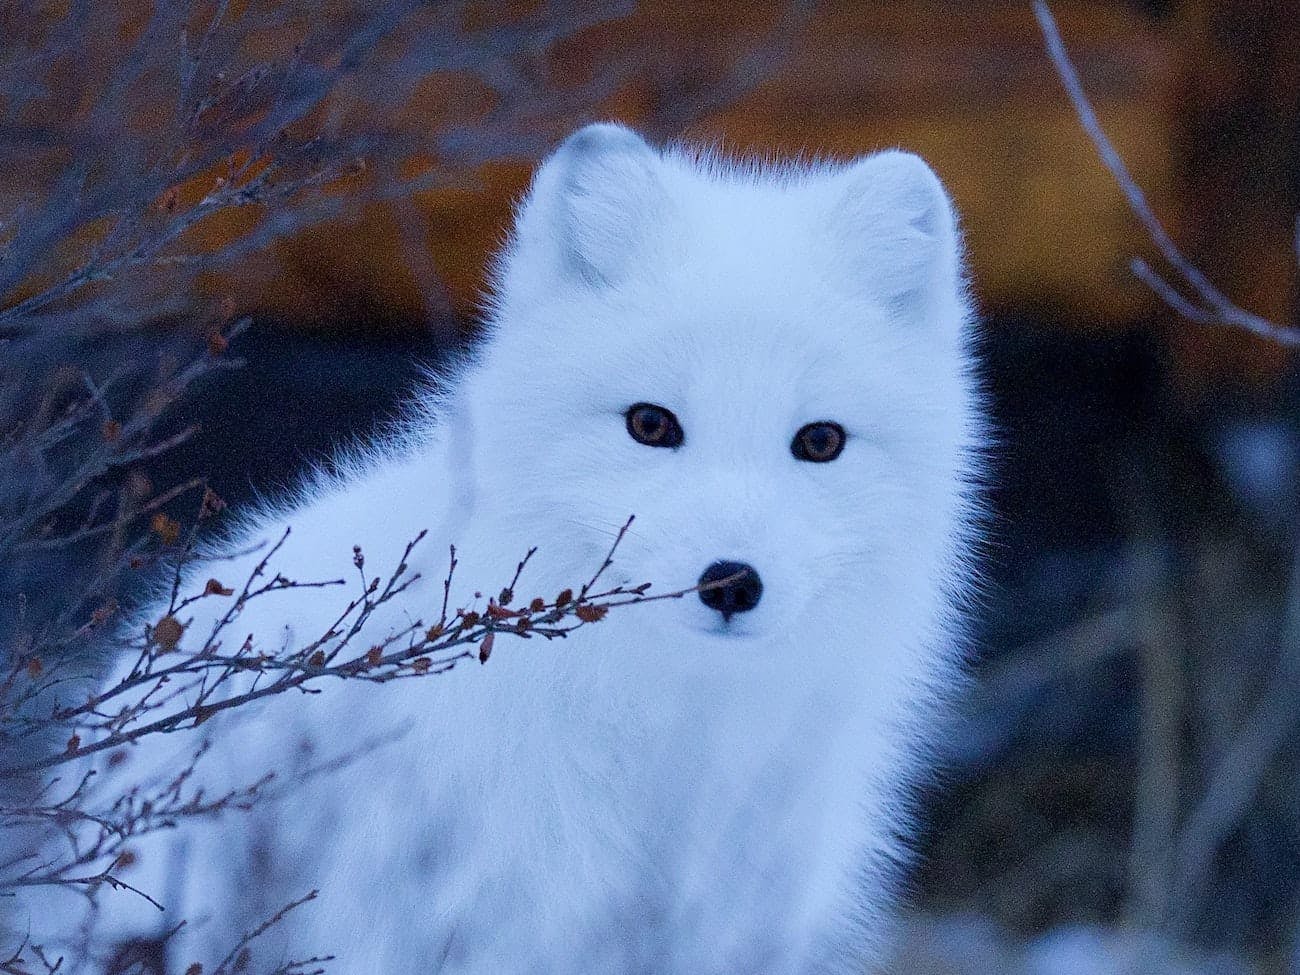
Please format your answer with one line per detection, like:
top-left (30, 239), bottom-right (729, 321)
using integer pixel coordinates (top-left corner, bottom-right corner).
top-left (25, 123), bottom-right (983, 973)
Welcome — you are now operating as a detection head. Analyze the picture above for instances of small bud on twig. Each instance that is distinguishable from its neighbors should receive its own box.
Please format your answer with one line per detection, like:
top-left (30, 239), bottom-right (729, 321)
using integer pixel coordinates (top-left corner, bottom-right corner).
top-left (151, 615), bottom-right (185, 651)
top-left (204, 578), bottom-right (234, 597)
top-left (575, 604), bottom-right (608, 623)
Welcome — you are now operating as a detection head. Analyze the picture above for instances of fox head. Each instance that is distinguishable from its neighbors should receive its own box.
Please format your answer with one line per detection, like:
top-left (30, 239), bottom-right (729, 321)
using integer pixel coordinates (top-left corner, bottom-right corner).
top-left (456, 123), bottom-right (982, 677)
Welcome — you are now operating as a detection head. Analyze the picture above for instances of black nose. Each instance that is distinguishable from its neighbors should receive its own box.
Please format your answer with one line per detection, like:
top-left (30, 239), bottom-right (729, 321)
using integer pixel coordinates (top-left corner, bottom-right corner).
top-left (697, 561), bottom-right (762, 620)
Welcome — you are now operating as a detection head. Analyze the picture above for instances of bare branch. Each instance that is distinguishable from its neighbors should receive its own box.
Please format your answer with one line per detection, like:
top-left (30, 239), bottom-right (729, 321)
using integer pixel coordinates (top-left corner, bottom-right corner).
top-left (1034, 0), bottom-right (1300, 346)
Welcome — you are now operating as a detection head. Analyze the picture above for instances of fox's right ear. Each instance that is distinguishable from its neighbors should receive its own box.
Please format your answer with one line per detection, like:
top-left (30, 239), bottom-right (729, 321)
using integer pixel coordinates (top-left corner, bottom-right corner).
top-left (511, 123), bottom-right (667, 287)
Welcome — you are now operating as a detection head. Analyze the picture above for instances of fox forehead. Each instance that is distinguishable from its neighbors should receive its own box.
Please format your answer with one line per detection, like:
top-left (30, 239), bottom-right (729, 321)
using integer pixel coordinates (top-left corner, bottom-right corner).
top-left (514, 283), bottom-right (941, 427)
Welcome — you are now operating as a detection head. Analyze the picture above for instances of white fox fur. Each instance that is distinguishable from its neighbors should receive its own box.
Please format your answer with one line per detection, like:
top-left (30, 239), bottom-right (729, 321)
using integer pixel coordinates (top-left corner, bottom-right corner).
top-left (22, 123), bottom-right (984, 973)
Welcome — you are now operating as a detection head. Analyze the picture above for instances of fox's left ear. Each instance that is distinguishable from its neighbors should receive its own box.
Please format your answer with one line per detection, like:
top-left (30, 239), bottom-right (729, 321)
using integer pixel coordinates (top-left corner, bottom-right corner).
top-left (829, 151), bottom-right (961, 318)
top-left (513, 122), bottom-right (668, 287)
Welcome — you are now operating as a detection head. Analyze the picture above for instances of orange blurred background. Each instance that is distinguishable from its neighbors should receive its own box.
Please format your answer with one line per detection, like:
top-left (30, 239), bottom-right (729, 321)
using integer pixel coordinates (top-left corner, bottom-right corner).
top-left (4, 1), bottom-right (1295, 381)
top-left (191, 1), bottom-right (1298, 381)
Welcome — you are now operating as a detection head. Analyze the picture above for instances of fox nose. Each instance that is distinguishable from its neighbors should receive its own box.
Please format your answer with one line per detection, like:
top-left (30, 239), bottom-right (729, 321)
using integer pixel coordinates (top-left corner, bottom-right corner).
top-left (698, 561), bottom-right (762, 620)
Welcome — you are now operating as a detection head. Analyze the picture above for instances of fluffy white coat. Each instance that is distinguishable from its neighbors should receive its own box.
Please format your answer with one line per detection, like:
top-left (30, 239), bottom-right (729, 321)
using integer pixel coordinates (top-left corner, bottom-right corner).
top-left (25, 123), bottom-right (984, 974)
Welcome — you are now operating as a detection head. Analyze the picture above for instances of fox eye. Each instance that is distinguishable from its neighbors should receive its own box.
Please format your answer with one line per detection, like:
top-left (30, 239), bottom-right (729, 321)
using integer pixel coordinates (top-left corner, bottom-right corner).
top-left (626, 403), bottom-right (683, 449)
top-left (792, 421), bottom-right (845, 463)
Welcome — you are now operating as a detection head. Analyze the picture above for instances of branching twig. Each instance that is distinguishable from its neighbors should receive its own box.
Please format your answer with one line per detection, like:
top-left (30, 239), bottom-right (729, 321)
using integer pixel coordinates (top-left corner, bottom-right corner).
top-left (1034, 0), bottom-right (1300, 346)
top-left (1, 508), bottom-right (750, 942)
top-left (209, 890), bottom-right (327, 975)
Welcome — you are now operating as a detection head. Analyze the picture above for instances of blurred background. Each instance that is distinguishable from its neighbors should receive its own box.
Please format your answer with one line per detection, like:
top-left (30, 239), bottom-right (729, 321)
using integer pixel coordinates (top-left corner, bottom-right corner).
top-left (2, 1), bottom-right (1298, 972)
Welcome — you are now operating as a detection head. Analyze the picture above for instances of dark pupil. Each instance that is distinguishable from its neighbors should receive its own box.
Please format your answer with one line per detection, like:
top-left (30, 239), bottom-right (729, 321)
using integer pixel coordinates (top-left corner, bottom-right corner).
top-left (805, 427), bottom-right (834, 456)
top-left (638, 410), bottom-right (664, 439)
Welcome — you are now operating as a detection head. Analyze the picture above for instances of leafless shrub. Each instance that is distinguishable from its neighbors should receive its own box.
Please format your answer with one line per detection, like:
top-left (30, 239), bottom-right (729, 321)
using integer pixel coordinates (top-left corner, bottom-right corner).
top-left (1, 501), bottom-right (731, 970)
top-left (1, 0), bottom-right (655, 663)
top-left (2, 0), bottom-right (812, 664)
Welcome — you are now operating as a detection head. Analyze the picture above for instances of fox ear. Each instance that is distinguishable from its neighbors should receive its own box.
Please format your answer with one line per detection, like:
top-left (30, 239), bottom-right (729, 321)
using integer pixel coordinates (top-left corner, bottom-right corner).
top-left (524, 122), bottom-right (666, 286)
top-left (830, 150), bottom-right (960, 317)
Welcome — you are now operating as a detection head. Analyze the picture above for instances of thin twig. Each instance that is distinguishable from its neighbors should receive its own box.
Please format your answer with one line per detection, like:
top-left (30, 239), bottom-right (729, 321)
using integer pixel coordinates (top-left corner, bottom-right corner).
top-left (1034, 0), bottom-right (1300, 346)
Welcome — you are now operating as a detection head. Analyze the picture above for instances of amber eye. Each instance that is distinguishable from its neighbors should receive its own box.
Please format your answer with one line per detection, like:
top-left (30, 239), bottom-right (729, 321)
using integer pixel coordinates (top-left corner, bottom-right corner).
top-left (792, 421), bottom-right (845, 463)
top-left (626, 403), bottom-right (683, 449)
